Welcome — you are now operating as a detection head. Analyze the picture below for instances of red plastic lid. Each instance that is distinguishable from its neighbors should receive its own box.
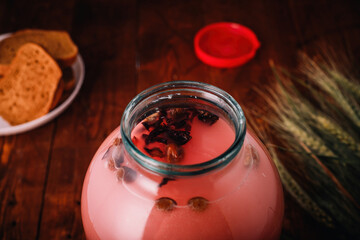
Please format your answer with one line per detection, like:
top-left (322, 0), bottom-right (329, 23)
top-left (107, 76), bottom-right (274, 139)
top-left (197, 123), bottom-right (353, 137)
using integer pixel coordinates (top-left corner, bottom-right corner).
top-left (194, 22), bottom-right (260, 68)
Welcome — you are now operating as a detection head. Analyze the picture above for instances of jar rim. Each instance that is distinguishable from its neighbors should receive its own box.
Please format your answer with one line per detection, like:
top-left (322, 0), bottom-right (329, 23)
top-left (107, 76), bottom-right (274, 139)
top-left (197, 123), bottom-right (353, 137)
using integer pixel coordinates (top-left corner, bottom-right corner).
top-left (120, 81), bottom-right (246, 176)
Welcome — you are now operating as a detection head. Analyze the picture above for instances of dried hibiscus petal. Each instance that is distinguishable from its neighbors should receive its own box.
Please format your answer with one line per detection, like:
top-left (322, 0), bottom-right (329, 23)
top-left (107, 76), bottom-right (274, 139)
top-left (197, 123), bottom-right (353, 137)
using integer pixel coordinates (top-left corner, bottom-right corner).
top-left (142, 112), bottom-right (162, 130)
top-left (144, 147), bottom-right (164, 158)
top-left (166, 108), bottom-right (188, 121)
top-left (197, 109), bottom-right (219, 125)
top-left (187, 108), bottom-right (198, 120)
top-left (170, 119), bottom-right (187, 129)
top-left (135, 106), bottom-right (222, 164)
top-left (155, 197), bottom-right (177, 211)
top-left (158, 177), bottom-right (175, 187)
top-left (152, 137), bottom-right (168, 144)
top-left (167, 117), bottom-right (192, 132)
top-left (167, 130), bottom-right (191, 145)
top-left (165, 143), bottom-right (184, 163)
top-left (132, 136), bottom-right (138, 145)
top-left (188, 197), bottom-right (209, 212)
top-left (184, 123), bottom-right (191, 132)
top-left (145, 126), bottom-right (167, 144)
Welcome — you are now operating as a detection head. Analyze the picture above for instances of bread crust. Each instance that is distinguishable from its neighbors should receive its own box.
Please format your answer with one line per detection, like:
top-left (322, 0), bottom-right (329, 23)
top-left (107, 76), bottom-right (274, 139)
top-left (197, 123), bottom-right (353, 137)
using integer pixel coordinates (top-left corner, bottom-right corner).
top-left (50, 78), bottom-right (64, 110)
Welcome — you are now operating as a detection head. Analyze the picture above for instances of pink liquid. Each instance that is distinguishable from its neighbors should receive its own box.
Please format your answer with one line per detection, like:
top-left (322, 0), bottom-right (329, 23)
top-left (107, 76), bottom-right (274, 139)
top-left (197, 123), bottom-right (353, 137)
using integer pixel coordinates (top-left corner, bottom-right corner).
top-left (131, 113), bottom-right (235, 165)
top-left (81, 110), bottom-right (284, 239)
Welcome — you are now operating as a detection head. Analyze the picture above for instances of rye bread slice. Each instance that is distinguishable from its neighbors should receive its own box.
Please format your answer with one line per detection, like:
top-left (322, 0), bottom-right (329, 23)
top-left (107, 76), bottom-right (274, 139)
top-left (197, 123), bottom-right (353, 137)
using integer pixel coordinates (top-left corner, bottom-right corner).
top-left (0, 43), bottom-right (62, 125)
top-left (0, 29), bottom-right (78, 66)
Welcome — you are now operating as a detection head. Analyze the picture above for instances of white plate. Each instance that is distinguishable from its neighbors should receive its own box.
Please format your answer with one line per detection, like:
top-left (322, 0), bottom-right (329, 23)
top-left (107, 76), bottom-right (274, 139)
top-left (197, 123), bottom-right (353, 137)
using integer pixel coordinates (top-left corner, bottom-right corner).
top-left (0, 32), bottom-right (85, 136)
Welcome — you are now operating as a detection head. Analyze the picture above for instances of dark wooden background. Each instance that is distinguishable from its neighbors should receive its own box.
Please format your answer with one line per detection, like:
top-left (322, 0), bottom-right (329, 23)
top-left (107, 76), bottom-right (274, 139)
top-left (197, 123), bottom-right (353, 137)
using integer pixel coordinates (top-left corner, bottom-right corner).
top-left (0, 0), bottom-right (359, 239)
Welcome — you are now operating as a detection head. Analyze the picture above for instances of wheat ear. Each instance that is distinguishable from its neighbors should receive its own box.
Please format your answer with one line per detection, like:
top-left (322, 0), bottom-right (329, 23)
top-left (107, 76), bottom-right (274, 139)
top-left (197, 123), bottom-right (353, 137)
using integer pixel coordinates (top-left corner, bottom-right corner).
top-left (268, 147), bottom-right (334, 227)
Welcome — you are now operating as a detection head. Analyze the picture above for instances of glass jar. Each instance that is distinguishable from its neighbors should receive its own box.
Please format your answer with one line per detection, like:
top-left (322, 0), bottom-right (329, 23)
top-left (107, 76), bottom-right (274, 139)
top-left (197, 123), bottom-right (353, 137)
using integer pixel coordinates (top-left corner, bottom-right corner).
top-left (81, 81), bottom-right (284, 239)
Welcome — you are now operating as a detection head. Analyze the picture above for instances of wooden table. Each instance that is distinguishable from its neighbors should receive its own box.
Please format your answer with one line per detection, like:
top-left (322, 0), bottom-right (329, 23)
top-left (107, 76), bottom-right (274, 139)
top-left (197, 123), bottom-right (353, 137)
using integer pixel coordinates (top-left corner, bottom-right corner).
top-left (0, 0), bottom-right (359, 239)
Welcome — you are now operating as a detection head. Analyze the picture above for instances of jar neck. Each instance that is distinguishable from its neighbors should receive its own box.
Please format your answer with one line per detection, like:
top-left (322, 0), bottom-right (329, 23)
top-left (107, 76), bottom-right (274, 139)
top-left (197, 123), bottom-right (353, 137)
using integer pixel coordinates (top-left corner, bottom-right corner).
top-left (120, 81), bottom-right (246, 176)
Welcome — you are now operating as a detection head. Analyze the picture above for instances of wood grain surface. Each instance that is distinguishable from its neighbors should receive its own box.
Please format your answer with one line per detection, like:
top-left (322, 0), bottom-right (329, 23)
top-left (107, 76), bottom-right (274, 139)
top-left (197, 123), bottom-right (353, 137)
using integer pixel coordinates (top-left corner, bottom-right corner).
top-left (0, 0), bottom-right (359, 239)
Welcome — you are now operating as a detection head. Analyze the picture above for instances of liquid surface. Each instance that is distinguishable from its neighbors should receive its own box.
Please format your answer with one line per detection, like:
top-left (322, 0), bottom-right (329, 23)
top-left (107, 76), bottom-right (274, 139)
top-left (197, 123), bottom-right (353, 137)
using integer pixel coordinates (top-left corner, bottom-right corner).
top-left (131, 107), bottom-right (235, 165)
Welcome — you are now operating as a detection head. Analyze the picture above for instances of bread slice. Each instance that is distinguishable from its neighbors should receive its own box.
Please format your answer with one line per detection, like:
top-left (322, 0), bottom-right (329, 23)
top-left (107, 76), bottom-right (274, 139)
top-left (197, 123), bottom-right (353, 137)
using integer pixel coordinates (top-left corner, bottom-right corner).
top-left (0, 43), bottom-right (62, 125)
top-left (0, 29), bottom-right (78, 66)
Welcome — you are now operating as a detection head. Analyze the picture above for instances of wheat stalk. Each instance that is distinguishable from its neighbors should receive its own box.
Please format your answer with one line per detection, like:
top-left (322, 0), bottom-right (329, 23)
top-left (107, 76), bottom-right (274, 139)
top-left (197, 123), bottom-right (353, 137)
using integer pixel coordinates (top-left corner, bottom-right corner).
top-left (268, 147), bottom-right (334, 228)
top-left (248, 54), bottom-right (360, 238)
top-left (263, 68), bottom-right (338, 159)
top-left (300, 53), bottom-right (360, 128)
top-left (311, 114), bottom-right (360, 158)
top-left (265, 94), bottom-right (359, 206)
top-left (281, 117), bottom-right (336, 158)
top-left (245, 111), bottom-right (334, 227)
top-left (328, 69), bottom-right (360, 101)
top-left (279, 89), bottom-right (360, 159)
top-left (262, 93), bottom-right (336, 158)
